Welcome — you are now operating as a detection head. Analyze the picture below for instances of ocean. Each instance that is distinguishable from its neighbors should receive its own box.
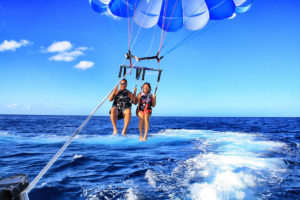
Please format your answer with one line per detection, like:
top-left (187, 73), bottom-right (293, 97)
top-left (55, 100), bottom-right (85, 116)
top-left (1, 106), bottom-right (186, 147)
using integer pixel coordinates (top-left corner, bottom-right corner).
top-left (0, 115), bottom-right (299, 200)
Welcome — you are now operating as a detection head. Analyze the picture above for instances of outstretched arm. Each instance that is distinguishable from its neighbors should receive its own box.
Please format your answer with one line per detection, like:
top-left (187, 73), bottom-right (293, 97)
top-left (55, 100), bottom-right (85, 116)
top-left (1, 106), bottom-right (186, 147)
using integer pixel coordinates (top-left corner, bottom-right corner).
top-left (109, 86), bottom-right (118, 101)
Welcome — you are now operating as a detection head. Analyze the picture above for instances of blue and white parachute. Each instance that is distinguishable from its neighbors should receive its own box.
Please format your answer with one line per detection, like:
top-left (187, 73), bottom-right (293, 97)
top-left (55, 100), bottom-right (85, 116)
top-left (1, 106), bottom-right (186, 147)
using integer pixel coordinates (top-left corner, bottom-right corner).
top-left (89, 0), bottom-right (252, 32)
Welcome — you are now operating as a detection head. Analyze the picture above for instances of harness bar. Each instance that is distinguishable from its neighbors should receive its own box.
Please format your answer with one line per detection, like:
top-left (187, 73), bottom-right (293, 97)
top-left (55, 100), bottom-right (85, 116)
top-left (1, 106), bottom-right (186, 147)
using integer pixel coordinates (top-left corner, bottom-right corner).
top-left (119, 65), bottom-right (163, 94)
top-left (120, 65), bottom-right (163, 73)
top-left (126, 50), bottom-right (164, 63)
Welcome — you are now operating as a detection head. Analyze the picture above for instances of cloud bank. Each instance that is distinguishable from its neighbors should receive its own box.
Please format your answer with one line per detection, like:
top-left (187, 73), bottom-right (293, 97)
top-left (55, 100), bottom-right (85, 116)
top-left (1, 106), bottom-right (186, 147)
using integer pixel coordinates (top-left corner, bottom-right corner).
top-left (0, 40), bottom-right (30, 52)
top-left (49, 50), bottom-right (84, 62)
top-left (46, 41), bottom-right (90, 63)
top-left (47, 41), bottom-right (72, 53)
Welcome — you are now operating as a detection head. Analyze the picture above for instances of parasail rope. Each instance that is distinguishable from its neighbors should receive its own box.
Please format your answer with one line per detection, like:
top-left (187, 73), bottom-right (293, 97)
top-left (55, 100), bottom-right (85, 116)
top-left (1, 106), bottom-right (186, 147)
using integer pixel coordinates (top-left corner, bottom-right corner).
top-left (128, 0), bottom-right (138, 50)
top-left (127, 0), bottom-right (131, 49)
top-left (131, 0), bottom-right (154, 51)
top-left (163, 21), bottom-right (219, 56)
top-left (106, 16), bottom-right (127, 53)
top-left (159, 0), bottom-right (169, 53)
top-left (158, 0), bottom-right (178, 54)
top-left (22, 61), bottom-right (138, 196)
top-left (144, 26), bottom-right (158, 57)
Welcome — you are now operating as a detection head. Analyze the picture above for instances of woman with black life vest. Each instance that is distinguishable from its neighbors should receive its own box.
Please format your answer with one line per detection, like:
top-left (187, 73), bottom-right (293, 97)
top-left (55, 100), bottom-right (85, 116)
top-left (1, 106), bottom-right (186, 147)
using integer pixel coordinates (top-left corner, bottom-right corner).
top-left (109, 79), bottom-right (137, 136)
top-left (136, 82), bottom-right (156, 141)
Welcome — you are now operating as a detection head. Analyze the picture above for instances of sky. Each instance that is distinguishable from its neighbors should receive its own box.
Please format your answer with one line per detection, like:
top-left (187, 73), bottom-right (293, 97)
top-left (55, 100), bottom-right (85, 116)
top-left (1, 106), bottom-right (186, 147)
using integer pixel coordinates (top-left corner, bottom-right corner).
top-left (0, 0), bottom-right (299, 117)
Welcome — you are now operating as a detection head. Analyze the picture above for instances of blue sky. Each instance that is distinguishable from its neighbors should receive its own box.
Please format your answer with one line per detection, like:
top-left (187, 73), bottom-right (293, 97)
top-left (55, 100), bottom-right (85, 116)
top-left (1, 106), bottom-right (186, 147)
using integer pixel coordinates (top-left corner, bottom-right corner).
top-left (0, 0), bottom-right (299, 117)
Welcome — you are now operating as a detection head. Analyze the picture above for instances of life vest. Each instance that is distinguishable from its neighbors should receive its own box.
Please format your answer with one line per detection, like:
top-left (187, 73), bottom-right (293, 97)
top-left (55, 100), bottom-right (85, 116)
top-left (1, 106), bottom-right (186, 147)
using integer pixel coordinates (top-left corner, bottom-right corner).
top-left (137, 92), bottom-right (153, 113)
top-left (112, 89), bottom-right (132, 109)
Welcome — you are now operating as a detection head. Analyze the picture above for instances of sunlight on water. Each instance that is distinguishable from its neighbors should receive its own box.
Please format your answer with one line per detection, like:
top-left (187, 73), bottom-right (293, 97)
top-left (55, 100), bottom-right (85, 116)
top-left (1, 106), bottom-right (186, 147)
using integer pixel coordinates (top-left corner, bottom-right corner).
top-left (0, 125), bottom-right (293, 200)
top-left (157, 129), bottom-right (287, 200)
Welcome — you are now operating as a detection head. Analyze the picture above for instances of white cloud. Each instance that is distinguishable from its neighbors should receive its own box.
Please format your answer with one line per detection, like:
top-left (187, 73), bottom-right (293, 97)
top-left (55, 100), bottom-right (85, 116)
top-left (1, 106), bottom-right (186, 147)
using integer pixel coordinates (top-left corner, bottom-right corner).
top-left (0, 40), bottom-right (30, 52)
top-left (7, 104), bottom-right (18, 109)
top-left (47, 41), bottom-right (72, 53)
top-left (76, 46), bottom-right (89, 51)
top-left (49, 50), bottom-right (84, 62)
top-left (74, 61), bottom-right (95, 70)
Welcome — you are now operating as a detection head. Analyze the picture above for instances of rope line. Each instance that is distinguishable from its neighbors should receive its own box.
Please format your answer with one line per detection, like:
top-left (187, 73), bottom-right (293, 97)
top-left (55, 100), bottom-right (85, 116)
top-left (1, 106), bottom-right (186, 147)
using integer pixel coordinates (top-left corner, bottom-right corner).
top-left (22, 61), bottom-right (137, 196)
top-left (159, 0), bottom-right (169, 53)
top-left (164, 21), bottom-right (219, 56)
top-left (131, 0), bottom-right (154, 50)
top-left (159, 0), bottom-right (178, 53)
top-left (129, 0), bottom-right (138, 49)
top-left (144, 25), bottom-right (158, 57)
top-left (127, 0), bottom-right (131, 49)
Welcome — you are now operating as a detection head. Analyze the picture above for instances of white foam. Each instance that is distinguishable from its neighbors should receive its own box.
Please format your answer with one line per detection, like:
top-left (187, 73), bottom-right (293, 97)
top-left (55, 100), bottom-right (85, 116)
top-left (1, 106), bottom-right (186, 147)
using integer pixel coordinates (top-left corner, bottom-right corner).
top-left (0, 131), bottom-right (9, 136)
top-left (150, 129), bottom-right (288, 199)
top-left (145, 169), bottom-right (157, 188)
top-left (0, 131), bottom-right (20, 138)
top-left (190, 171), bottom-right (255, 200)
top-left (72, 154), bottom-right (83, 160)
top-left (125, 188), bottom-right (138, 200)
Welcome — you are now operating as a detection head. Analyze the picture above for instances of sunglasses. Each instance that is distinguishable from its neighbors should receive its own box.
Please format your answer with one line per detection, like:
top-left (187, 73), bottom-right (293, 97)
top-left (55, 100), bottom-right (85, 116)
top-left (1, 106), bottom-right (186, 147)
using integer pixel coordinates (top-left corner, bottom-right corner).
top-left (120, 83), bottom-right (127, 86)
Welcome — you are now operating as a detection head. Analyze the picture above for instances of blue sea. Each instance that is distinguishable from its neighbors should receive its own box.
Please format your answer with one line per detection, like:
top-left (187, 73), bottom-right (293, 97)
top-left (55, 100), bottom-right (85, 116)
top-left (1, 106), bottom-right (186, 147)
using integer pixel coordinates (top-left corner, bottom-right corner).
top-left (0, 115), bottom-right (299, 200)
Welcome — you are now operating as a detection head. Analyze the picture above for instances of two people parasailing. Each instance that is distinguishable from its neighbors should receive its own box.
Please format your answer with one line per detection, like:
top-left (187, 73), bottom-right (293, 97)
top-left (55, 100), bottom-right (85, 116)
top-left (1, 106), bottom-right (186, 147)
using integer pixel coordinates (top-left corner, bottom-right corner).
top-left (109, 79), bottom-right (156, 141)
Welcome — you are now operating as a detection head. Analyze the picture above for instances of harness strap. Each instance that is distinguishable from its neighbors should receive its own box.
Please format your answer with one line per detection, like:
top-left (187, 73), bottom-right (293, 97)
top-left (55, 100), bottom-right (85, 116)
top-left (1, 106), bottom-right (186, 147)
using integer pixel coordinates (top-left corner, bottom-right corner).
top-left (154, 70), bottom-right (162, 94)
top-left (118, 66), bottom-right (123, 78)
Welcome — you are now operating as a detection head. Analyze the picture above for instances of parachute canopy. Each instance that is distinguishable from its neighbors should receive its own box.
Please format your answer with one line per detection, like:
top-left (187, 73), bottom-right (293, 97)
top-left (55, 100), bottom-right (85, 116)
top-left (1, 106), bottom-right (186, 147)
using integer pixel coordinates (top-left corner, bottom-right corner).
top-left (89, 0), bottom-right (252, 32)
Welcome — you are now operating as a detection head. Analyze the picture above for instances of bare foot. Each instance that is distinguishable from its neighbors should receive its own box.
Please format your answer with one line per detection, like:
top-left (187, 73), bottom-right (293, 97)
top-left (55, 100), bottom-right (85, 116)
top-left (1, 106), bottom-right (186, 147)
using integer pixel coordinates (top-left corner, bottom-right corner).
top-left (139, 135), bottom-right (143, 141)
top-left (142, 137), bottom-right (147, 141)
top-left (122, 131), bottom-right (126, 136)
top-left (112, 129), bottom-right (118, 135)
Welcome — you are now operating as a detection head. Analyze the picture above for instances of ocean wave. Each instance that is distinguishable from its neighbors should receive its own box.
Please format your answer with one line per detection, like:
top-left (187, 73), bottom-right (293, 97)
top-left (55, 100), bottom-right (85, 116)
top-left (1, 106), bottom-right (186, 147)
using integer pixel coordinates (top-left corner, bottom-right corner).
top-left (0, 130), bottom-right (20, 139)
top-left (145, 129), bottom-right (288, 200)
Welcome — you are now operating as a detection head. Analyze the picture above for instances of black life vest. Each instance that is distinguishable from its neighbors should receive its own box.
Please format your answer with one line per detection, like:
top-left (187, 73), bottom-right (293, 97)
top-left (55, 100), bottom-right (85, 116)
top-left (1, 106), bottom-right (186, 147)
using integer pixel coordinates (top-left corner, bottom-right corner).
top-left (112, 89), bottom-right (132, 109)
top-left (138, 92), bottom-right (153, 112)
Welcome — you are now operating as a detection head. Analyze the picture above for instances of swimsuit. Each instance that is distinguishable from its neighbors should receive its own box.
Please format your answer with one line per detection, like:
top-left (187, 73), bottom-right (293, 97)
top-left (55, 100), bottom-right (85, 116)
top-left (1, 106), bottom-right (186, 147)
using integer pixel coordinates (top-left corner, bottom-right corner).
top-left (137, 92), bottom-right (153, 116)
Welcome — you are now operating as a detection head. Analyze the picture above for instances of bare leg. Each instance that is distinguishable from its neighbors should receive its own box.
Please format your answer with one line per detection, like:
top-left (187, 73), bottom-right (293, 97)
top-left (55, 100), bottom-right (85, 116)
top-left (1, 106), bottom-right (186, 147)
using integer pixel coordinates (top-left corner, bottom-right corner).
top-left (138, 112), bottom-right (144, 141)
top-left (110, 107), bottom-right (118, 135)
top-left (122, 108), bottom-right (131, 136)
top-left (143, 114), bottom-right (150, 141)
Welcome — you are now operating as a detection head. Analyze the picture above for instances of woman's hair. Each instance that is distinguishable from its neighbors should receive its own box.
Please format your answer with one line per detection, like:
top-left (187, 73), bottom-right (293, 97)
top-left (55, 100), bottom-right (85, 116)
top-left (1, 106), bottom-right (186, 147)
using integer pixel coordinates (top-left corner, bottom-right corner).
top-left (143, 82), bottom-right (151, 92)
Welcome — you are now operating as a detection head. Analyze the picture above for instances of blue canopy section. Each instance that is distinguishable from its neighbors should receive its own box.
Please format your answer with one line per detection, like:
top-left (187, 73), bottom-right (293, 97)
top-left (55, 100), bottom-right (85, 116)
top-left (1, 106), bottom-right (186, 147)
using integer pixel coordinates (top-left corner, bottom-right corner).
top-left (89, 0), bottom-right (251, 32)
top-left (109, 0), bottom-right (141, 17)
top-left (157, 0), bottom-right (183, 32)
top-left (205, 0), bottom-right (235, 19)
top-left (89, 0), bottom-right (108, 13)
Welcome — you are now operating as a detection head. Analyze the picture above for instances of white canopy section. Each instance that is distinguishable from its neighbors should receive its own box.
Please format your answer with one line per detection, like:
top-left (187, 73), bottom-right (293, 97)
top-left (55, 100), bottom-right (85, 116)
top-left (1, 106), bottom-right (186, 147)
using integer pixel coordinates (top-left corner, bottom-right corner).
top-left (134, 0), bottom-right (163, 28)
top-left (182, 0), bottom-right (209, 31)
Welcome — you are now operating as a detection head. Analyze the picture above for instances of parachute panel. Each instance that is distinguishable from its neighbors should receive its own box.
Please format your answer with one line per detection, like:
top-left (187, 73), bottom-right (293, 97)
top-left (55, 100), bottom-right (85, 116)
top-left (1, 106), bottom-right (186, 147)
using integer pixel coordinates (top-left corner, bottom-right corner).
top-left (182, 0), bottom-right (209, 31)
top-left (109, 0), bottom-right (140, 17)
top-left (90, 0), bottom-right (251, 31)
top-left (89, 0), bottom-right (108, 13)
top-left (234, 0), bottom-right (253, 13)
top-left (157, 0), bottom-right (183, 32)
top-left (134, 0), bottom-right (163, 28)
top-left (205, 0), bottom-right (235, 20)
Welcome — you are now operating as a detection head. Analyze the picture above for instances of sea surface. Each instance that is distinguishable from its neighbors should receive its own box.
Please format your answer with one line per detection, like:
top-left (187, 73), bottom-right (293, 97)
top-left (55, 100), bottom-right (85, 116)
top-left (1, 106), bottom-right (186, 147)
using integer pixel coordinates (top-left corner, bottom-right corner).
top-left (0, 115), bottom-right (299, 200)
